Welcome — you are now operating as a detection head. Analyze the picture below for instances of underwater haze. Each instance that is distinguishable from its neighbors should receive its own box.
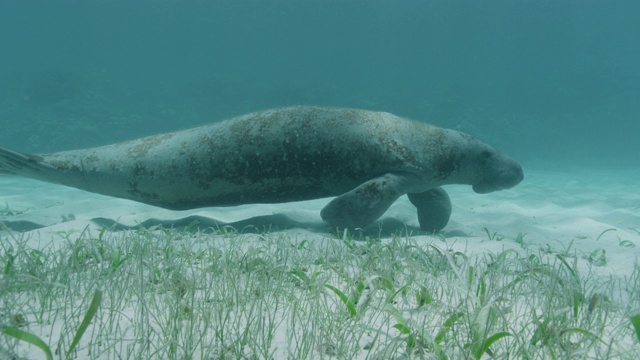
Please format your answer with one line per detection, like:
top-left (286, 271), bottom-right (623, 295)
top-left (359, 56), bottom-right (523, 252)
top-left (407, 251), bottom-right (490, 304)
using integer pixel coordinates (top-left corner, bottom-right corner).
top-left (0, 0), bottom-right (639, 170)
top-left (2, 3), bottom-right (640, 358)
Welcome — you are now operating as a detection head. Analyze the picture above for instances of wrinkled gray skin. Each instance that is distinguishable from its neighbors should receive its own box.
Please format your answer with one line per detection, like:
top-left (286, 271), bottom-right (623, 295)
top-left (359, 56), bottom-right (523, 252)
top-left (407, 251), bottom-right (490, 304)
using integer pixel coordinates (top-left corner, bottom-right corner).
top-left (0, 106), bottom-right (523, 232)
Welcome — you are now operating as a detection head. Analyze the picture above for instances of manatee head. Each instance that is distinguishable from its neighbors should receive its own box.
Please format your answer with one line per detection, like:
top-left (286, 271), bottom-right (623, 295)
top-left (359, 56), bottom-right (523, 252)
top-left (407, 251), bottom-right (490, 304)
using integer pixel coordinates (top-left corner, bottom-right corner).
top-left (465, 139), bottom-right (523, 194)
top-left (438, 130), bottom-right (523, 194)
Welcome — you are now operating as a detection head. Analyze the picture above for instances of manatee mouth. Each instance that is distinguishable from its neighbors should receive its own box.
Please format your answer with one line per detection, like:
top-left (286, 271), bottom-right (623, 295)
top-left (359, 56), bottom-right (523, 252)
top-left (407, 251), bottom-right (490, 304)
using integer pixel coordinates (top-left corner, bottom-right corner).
top-left (473, 164), bottom-right (524, 194)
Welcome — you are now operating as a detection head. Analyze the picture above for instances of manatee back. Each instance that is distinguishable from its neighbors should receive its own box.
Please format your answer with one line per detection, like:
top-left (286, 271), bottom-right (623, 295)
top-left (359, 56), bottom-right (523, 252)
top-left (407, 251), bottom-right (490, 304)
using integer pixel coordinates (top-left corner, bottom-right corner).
top-left (0, 106), bottom-right (444, 209)
top-left (70, 106), bottom-right (434, 208)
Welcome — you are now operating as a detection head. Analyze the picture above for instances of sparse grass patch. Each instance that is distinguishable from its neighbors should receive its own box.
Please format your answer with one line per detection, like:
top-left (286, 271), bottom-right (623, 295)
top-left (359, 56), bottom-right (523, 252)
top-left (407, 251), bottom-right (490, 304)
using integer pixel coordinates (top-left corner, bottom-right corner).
top-left (0, 202), bottom-right (33, 217)
top-left (0, 227), bottom-right (638, 359)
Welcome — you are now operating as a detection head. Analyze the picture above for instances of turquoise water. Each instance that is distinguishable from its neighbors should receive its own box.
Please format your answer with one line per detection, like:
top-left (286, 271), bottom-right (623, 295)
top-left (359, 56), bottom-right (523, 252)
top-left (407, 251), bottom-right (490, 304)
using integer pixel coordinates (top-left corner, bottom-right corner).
top-left (1, 4), bottom-right (639, 357)
top-left (0, 0), bottom-right (638, 170)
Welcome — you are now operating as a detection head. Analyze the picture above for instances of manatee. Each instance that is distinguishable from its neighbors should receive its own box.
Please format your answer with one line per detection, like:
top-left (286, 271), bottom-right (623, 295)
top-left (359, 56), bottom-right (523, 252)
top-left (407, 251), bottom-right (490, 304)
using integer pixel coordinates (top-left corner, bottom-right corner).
top-left (0, 106), bottom-right (523, 232)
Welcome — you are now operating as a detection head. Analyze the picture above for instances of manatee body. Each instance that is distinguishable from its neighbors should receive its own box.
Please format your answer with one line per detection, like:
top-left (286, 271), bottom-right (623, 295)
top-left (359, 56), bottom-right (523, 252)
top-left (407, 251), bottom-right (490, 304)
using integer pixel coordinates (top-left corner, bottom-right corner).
top-left (0, 106), bottom-right (523, 232)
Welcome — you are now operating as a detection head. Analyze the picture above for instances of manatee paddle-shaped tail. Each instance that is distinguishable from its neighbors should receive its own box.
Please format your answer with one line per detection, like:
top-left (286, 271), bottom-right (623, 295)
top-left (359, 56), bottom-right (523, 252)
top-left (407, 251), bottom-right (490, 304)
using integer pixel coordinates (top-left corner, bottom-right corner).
top-left (0, 147), bottom-right (86, 188)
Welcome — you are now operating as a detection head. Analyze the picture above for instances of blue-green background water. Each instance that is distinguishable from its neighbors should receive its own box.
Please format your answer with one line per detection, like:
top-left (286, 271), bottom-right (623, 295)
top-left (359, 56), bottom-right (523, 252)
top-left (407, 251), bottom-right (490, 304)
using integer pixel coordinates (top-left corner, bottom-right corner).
top-left (1, 0), bottom-right (638, 170)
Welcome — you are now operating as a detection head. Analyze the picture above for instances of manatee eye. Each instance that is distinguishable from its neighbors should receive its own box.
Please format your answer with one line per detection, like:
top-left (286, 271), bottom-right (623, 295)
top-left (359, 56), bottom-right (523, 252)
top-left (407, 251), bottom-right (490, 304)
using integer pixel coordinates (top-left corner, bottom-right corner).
top-left (481, 150), bottom-right (492, 159)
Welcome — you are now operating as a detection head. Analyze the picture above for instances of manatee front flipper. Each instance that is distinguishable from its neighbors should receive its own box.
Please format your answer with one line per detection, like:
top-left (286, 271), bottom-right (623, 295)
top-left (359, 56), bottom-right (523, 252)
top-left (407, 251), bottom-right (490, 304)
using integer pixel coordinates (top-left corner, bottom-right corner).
top-left (321, 173), bottom-right (416, 229)
top-left (407, 187), bottom-right (452, 233)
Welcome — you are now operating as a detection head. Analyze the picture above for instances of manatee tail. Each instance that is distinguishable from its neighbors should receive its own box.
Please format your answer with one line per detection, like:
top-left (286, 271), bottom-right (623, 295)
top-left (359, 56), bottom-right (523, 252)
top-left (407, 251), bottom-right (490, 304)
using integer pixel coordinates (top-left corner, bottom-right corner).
top-left (0, 147), bottom-right (85, 188)
top-left (0, 147), bottom-right (45, 176)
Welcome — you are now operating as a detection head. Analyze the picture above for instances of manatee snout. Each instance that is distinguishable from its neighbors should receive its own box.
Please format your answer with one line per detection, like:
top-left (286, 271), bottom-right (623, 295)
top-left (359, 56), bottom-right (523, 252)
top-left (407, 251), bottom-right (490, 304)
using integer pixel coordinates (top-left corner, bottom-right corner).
top-left (502, 161), bottom-right (524, 188)
top-left (472, 156), bottom-right (524, 194)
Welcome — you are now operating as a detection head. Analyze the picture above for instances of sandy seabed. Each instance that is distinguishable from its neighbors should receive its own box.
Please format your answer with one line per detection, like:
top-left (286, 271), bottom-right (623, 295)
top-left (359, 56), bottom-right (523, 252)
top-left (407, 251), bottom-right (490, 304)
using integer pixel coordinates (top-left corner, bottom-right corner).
top-left (2, 168), bottom-right (638, 277)
top-left (1, 167), bottom-right (639, 358)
